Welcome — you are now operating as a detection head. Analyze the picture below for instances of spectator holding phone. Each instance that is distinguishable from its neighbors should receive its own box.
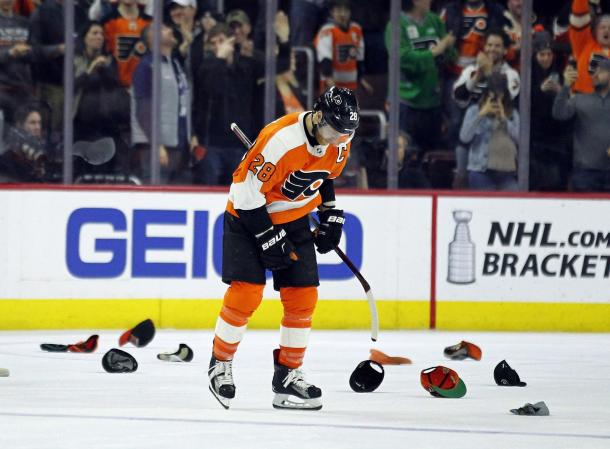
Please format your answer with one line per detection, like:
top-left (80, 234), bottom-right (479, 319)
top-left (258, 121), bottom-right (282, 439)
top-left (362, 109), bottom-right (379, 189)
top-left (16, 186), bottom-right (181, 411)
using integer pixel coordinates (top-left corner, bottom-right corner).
top-left (459, 72), bottom-right (520, 191)
top-left (529, 30), bottom-right (572, 191)
top-left (553, 58), bottom-right (610, 191)
top-left (569, 0), bottom-right (610, 94)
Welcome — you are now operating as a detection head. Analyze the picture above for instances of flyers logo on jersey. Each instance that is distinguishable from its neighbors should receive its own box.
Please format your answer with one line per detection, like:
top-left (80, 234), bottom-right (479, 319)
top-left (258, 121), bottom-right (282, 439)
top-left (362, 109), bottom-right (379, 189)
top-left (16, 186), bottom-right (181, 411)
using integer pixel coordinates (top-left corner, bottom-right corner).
top-left (116, 35), bottom-right (140, 60)
top-left (281, 170), bottom-right (329, 201)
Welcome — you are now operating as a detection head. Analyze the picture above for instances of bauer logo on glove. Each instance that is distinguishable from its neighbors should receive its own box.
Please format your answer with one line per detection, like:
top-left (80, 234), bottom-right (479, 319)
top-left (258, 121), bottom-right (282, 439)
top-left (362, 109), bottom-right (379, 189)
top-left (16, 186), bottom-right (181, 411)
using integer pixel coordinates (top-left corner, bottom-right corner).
top-left (256, 227), bottom-right (298, 270)
top-left (314, 209), bottom-right (345, 254)
top-left (261, 228), bottom-right (287, 251)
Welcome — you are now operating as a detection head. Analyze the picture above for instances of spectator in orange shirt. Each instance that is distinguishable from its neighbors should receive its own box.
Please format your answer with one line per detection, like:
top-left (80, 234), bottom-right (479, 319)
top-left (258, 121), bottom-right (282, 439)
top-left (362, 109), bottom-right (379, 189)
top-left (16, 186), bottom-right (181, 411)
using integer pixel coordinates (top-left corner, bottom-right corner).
top-left (101, 0), bottom-right (151, 87)
top-left (569, 0), bottom-right (610, 93)
top-left (314, 0), bottom-right (372, 93)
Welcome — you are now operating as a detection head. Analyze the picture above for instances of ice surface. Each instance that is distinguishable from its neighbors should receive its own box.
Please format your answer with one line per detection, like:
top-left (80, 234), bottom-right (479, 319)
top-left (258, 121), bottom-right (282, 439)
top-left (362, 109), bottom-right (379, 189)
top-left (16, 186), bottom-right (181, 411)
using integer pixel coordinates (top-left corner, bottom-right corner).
top-left (1, 330), bottom-right (609, 449)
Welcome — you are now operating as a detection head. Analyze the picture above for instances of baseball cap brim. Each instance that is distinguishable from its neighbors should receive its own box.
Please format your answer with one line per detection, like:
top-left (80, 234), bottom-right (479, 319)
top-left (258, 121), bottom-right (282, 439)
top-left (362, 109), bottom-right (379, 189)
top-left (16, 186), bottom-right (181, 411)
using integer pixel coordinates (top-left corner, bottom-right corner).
top-left (118, 329), bottom-right (132, 346)
top-left (430, 378), bottom-right (467, 398)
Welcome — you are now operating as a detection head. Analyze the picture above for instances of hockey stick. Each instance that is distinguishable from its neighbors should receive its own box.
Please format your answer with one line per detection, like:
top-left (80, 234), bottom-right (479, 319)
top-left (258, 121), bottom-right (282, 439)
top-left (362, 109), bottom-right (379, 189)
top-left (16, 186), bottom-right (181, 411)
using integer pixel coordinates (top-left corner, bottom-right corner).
top-left (230, 122), bottom-right (379, 342)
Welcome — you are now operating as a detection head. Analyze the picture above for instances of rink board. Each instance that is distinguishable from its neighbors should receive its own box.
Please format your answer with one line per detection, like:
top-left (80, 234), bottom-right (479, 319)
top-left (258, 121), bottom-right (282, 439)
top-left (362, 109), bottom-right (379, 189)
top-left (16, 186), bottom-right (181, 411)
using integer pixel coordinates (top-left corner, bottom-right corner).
top-left (0, 187), bottom-right (608, 331)
top-left (0, 188), bottom-right (430, 330)
top-left (435, 195), bottom-right (610, 331)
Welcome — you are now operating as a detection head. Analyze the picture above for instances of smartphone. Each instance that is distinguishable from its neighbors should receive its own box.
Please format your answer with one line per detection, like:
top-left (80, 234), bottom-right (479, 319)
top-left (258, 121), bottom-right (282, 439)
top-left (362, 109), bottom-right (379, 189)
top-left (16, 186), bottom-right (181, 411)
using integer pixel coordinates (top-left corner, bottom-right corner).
top-left (549, 72), bottom-right (560, 83)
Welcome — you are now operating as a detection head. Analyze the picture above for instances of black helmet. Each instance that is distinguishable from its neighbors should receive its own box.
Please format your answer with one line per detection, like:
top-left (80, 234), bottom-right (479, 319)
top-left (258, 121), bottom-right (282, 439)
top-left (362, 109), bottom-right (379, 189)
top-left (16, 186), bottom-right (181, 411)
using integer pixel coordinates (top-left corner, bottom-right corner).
top-left (313, 86), bottom-right (360, 134)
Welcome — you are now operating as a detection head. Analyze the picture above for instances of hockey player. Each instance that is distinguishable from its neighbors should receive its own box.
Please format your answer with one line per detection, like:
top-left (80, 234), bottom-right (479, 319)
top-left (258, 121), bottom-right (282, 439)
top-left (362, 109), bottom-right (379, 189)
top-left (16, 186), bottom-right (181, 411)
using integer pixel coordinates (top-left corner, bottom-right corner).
top-left (208, 86), bottom-right (360, 410)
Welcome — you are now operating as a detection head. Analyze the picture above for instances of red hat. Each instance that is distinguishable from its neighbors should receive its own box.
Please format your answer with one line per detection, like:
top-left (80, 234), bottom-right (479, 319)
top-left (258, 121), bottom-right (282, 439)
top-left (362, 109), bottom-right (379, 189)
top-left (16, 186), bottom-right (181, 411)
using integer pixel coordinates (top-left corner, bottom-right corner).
top-left (420, 366), bottom-right (467, 398)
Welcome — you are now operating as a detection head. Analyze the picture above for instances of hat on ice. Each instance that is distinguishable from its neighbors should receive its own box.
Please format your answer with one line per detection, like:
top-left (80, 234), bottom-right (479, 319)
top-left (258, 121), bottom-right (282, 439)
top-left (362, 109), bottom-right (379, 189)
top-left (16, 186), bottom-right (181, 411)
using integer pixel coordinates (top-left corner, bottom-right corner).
top-left (157, 343), bottom-right (194, 362)
top-left (510, 401), bottom-right (549, 416)
top-left (494, 360), bottom-right (526, 387)
top-left (444, 340), bottom-right (482, 361)
top-left (119, 319), bottom-right (155, 347)
top-left (40, 335), bottom-right (99, 353)
top-left (349, 360), bottom-right (384, 393)
top-left (369, 349), bottom-right (411, 365)
top-left (102, 349), bottom-right (138, 373)
top-left (420, 366), bottom-right (467, 398)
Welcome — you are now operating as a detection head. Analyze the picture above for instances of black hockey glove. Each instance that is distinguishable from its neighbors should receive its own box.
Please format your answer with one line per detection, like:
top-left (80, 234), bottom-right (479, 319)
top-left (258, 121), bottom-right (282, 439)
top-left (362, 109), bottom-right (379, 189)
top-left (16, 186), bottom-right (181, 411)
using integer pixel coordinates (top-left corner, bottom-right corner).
top-left (314, 209), bottom-right (345, 254)
top-left (256, 227), bottom-right (298, 271)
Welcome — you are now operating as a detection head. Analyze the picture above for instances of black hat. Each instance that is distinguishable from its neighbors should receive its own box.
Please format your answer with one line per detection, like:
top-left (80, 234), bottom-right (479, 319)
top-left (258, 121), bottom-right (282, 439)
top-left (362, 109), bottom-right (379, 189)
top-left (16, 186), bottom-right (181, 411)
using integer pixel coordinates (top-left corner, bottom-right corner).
top-left (532, 30), bottom-right (553, 54)
top-left (102, 349), bottom-right (138, 373)
top-left (119, 319), bottom-right (155, 347)
top-left (349, 360), bottom-right (384, 392)
top-left (494, 360), bottom-right (526, 387)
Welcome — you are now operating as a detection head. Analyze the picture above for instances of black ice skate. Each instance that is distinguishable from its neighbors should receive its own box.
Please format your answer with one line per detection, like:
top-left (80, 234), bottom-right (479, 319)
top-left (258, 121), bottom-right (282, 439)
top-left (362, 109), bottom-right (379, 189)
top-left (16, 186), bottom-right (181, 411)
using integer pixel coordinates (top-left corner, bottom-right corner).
top-left (208, 355), bottom-right (236, 409)
top-left (272, 349), bottom-right (322, 410)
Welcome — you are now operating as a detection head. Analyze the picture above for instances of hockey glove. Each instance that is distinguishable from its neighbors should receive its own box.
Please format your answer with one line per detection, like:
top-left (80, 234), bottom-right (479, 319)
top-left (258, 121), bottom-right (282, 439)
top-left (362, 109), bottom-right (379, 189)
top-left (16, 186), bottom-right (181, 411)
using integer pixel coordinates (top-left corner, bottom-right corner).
top-left (256, 227), bottom-right (298, 271)
top-left (315, 209), bottom-right (345, 254)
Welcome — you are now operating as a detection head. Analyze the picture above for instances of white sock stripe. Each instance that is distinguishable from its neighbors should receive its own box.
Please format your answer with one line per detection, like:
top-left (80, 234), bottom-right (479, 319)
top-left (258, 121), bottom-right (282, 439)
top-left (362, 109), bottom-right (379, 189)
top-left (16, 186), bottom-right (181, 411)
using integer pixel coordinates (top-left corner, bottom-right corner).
top-left (215, 317), bottom-right (247, 344)
top-left (280, 325), bottom-right (311, 348)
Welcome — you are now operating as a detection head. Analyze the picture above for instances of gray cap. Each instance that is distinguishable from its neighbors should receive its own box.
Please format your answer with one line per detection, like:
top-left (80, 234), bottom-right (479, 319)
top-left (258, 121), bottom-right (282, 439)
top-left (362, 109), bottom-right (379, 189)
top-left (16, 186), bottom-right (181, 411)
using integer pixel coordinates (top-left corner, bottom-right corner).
top-left (532, 30), bottom-right (552, 54)
top-left (510, 401), bottom-right (550, 416)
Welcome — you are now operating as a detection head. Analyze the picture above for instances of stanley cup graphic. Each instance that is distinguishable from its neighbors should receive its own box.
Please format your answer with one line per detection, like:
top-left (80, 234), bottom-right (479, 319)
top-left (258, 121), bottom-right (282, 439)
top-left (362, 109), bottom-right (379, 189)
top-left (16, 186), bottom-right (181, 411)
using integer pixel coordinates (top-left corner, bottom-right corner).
top-left (447, 210), bottom-right (475, 284)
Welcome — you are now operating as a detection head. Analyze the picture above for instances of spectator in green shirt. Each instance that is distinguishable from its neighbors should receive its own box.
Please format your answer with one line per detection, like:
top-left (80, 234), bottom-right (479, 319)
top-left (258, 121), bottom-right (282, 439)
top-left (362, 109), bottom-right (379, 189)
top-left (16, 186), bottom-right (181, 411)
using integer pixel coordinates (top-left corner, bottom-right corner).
top-left (385, 0), bottom-right (456, 154)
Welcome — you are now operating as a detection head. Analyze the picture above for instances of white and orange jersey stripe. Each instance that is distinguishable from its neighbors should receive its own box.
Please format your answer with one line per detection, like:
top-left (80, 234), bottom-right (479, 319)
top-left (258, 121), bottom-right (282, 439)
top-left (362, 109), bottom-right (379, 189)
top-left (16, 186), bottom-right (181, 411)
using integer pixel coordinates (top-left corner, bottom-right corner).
top-left (226, 112), bottom-right (351, 225)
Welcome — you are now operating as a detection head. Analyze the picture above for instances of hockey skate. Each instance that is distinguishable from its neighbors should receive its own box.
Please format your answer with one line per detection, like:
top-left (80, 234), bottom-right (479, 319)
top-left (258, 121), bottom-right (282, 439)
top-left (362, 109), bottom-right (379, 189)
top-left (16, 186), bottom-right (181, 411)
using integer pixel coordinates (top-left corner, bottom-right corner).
top-left (208, 356), bottom-right (236, 409)
top-left (272, 349), bottom-right (322, 410)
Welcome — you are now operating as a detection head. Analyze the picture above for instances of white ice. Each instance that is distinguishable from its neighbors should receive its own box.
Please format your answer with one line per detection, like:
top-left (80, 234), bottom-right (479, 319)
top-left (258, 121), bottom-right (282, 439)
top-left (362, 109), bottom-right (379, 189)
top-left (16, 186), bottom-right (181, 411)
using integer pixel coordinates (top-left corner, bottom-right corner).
top-left (1, 330), bottom-right (609, 449)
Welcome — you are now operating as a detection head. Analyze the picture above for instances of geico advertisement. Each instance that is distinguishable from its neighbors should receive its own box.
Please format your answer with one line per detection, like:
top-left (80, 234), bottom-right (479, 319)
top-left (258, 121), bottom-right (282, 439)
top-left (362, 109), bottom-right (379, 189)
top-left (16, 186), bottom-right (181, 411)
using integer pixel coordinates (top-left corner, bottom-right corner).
top-left (436, 197), bottom-right (610, 303)
top-left (0, 190), bottom-right (430, 301)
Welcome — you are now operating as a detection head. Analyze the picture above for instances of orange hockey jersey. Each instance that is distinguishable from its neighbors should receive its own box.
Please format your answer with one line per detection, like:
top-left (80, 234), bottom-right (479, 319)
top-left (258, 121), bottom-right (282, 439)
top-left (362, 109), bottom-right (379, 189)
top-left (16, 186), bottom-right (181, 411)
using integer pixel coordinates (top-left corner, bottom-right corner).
top-left (570, 0), bottom-right (610, 93)
top-left (226, 112), bottom-right (351, 225)
top-left (102, 9), bottom-right (151, 87)
top-left (314, 22), bottom-right (364, 91)
top-left (441, 3), bottom-right (489, 72)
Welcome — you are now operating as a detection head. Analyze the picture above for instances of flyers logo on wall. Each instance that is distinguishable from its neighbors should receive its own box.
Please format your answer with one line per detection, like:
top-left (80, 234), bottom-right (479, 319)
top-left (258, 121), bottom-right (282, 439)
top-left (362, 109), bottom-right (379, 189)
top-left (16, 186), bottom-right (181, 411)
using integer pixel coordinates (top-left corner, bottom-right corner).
top-left (447, 209), bottom-right (610, 284)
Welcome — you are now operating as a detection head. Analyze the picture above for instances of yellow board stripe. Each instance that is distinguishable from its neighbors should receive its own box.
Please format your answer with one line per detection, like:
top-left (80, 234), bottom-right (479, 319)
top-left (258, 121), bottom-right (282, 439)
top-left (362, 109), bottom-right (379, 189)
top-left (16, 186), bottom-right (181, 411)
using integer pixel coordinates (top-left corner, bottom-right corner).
top-left (0, 299), bottom-right (430, 330)
top-left (436, 301), bottom-right (610, 332)
top-left (2, 299), bottom-right (609, 331)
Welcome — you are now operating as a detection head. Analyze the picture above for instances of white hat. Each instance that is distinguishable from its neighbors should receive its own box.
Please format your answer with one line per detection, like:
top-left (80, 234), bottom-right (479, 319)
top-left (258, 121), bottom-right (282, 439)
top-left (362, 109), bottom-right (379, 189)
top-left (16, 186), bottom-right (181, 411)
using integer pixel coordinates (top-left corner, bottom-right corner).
top-left (170, 0), bottom-right (195, 7)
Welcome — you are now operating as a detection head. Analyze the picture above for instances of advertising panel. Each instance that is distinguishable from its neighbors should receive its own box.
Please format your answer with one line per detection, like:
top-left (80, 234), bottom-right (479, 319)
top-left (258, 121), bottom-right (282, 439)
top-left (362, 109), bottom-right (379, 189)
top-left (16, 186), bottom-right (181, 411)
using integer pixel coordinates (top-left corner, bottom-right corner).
top-left (437, 196), bottom-right (610, 303)
top-left (0, 189), bottom-right (431, 302)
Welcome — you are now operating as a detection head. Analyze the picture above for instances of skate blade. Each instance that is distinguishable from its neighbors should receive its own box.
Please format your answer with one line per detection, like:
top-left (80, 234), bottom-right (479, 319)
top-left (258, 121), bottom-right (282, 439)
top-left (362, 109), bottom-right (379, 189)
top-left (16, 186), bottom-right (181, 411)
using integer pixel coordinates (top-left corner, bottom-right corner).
top-left (209, 385), bottom-right (232, 409)
top-left (272, 393), bottom-right (322, 411)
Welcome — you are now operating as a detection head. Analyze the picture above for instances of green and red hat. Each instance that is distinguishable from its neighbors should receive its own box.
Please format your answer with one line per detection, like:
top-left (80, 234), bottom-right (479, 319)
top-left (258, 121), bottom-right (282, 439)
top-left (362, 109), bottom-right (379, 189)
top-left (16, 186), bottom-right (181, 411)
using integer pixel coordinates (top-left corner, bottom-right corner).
top-left (420, 366), bottom-right (467, 398)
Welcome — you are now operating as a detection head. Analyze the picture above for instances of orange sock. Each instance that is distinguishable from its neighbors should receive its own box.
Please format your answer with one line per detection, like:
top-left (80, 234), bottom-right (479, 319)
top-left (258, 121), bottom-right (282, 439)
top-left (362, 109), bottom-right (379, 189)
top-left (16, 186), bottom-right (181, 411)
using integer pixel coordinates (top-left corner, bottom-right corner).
top-left (277, 287), bottom-right (318, 368)
top-left (213, 281), bottom-right (264, 360)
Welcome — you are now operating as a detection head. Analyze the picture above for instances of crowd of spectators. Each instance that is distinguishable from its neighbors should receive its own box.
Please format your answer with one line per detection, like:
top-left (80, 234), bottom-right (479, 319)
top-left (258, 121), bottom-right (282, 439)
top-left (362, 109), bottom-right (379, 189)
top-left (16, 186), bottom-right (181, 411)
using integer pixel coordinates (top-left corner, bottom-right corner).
top-left (0, 0), bottom-right (609, 192)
